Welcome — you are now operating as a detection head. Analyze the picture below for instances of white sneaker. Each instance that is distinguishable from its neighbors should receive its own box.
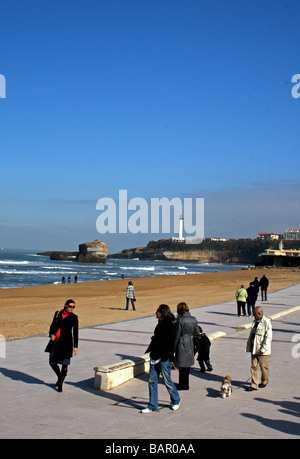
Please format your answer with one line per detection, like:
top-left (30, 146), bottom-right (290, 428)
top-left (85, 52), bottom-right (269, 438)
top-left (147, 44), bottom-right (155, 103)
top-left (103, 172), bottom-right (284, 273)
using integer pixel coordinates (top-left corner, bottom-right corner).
top-left (172, 403), bottom-right (180, 411)
top-left (141, 407), bottom-right (154, 414)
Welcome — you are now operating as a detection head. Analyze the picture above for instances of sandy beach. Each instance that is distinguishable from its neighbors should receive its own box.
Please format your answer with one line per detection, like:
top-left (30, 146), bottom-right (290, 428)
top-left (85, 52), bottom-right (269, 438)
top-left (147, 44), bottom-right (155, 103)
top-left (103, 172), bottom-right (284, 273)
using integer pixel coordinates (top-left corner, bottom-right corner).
top-left (1, 267), bottom-right (299, 340)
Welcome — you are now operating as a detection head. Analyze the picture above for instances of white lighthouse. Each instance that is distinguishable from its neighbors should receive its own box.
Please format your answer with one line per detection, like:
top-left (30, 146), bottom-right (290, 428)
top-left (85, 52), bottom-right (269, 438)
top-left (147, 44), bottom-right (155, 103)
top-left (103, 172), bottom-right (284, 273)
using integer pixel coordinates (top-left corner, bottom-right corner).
top-left (172, 215), bottom-right (185, 243)
top-left (179, 215), bottom-right (183, 240)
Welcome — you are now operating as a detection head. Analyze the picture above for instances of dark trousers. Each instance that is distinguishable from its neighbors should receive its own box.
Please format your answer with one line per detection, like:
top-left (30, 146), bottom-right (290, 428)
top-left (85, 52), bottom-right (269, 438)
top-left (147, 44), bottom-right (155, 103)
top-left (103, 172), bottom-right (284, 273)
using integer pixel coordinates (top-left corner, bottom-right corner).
top-left (237, 301), bottom-right (246, 316)
top-left (178, 367), bottom-right (190, 390)
top-left (261, 289), bottom-right (267, 301)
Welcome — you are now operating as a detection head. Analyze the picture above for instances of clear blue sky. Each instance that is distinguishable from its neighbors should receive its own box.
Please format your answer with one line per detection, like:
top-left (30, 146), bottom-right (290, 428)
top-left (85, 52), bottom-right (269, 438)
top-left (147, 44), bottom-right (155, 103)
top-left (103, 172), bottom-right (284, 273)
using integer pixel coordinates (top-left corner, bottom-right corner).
top-left (0, 0), bottom-right (299, 252)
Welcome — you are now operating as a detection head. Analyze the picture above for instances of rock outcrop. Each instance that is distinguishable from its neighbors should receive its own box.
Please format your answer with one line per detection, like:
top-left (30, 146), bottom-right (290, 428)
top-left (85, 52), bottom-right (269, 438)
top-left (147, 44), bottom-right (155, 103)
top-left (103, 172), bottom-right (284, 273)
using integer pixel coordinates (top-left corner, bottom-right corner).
top-left (77, 239), bottom-right (108, 263)
top-left (38, 239), bottom-right (108, 263)
top-left (37, 251), bottom-right (78, 261)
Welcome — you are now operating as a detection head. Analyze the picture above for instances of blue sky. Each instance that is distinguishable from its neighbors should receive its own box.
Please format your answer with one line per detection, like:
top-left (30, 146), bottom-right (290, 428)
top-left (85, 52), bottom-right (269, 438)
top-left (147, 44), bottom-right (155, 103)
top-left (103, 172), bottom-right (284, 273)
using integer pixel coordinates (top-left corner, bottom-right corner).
top-left (0, 0), bottom-right (299, 252)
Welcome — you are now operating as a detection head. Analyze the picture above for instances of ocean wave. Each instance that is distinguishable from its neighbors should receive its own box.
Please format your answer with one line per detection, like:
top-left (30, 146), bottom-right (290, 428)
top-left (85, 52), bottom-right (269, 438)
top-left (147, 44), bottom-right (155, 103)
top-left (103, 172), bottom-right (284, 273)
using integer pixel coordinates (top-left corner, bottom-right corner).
top-left (120, 266), bottom-right (155, 271)
top-left (0, 260), bottom-right (30, 265)
top-left (0, 270), bottom-right (71, 275)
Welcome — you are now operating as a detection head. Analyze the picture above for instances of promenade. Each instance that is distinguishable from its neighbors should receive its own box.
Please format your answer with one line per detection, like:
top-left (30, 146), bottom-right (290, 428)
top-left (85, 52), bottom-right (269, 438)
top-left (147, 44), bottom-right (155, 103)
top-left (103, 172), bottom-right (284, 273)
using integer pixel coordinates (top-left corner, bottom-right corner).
top-left (1, 283), bottom-right (300, 441)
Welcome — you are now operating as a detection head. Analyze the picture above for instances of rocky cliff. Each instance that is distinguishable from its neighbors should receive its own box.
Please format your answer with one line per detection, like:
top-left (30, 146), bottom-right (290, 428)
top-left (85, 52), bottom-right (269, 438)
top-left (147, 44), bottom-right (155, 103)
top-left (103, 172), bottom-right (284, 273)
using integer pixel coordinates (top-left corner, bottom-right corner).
top-left (77, 239), bottom-right (108, 263)
top-left (108, 238), bottom-right (284, 265)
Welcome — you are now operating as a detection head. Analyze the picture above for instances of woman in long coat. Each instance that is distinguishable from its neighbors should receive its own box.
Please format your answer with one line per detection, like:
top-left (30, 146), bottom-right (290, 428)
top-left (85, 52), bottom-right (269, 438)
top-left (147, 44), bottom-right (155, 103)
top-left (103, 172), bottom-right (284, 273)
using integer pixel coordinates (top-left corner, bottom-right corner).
top-left (174, 302), bottom-right (200, 390)
top-left (45, 299), bottom-right (78, 392)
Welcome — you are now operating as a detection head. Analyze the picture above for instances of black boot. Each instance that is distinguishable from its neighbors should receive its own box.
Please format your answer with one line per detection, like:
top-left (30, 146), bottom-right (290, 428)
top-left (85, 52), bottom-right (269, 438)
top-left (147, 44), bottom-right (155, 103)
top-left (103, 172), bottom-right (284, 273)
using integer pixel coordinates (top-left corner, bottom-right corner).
top-left (50, 364), bottom-right (61, 388)
top-left (57, 366), bottom-right (68, 392)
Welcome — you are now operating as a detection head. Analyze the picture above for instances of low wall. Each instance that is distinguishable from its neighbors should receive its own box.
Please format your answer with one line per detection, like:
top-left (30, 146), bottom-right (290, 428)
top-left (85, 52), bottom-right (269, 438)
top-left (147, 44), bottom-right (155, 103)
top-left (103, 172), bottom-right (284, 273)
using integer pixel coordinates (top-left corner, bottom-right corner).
top-left (236, 304), bottom-right (300, 332)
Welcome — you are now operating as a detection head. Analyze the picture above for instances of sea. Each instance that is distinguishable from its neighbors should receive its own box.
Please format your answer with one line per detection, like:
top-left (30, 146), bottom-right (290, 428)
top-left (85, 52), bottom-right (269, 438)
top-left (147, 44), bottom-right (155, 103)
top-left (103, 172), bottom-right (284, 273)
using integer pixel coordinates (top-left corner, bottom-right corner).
top-left (0, 248), bottom-right (246, 289)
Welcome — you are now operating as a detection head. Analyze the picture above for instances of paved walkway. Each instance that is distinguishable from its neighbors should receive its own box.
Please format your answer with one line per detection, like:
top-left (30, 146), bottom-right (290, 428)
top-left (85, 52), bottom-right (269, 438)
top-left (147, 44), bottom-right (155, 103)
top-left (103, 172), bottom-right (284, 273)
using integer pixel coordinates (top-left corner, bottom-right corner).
top-left (1, 283), bottom-right (300, 440)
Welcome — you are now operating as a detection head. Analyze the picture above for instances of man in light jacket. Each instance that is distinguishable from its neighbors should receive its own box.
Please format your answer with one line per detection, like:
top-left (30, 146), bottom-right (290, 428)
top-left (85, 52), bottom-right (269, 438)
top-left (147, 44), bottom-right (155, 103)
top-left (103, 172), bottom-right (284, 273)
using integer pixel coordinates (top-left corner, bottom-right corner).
top-left (246, 306), bottom-right (272, 391)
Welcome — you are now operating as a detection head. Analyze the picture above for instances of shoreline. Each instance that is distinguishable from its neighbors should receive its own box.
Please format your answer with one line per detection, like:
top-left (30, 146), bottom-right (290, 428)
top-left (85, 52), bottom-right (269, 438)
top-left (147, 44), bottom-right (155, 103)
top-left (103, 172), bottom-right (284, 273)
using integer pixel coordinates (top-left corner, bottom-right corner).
top-left (1, 267), bottom-right (299, 340)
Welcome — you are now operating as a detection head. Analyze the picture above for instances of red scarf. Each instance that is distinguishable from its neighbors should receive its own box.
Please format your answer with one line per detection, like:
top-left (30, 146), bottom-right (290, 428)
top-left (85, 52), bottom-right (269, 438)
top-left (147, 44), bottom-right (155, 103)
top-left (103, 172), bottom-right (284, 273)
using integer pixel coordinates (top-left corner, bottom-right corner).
top-left (55, 311), bottom-right (69, 342)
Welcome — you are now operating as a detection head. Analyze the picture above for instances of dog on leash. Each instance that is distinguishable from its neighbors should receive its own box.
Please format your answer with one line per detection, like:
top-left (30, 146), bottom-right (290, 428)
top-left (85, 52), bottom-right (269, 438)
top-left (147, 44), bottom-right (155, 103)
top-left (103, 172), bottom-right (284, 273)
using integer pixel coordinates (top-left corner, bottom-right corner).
top-left (220, 375), bottom-right (232, 398)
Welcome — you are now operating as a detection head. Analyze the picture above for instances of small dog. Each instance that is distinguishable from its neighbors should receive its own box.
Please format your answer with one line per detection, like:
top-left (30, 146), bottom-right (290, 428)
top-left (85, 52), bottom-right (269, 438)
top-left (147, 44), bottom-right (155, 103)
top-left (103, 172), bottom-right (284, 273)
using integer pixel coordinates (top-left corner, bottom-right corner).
top-left (220, 375), bottom-right (232, 398)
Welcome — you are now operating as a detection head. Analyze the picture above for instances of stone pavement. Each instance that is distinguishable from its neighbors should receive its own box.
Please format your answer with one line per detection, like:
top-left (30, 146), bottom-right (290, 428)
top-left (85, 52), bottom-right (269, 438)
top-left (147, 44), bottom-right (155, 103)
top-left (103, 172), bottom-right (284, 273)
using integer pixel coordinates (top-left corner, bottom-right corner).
top-left (1, 283), bottom-right (300, 440)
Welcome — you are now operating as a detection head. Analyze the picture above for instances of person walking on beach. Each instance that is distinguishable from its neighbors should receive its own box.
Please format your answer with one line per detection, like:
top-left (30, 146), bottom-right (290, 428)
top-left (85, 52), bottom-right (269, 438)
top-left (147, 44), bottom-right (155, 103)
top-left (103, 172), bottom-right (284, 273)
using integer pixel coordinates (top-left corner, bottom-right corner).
top-left (174, 302), bottom-right (200, 390)
top-left (235, 284), bottom-right (248, 316)
top-left (260, 274), bottom-right (269, 301)
top-left (45, 299), bottom-right (78, 392)
top-left (246, 282), bottom-right (258, 317)
top-left (125, 281), bottom-right (136, 310)
top-left (142, 304), bottom-right (180, 413)
top-left (245, 306), bottom-right (272, 391)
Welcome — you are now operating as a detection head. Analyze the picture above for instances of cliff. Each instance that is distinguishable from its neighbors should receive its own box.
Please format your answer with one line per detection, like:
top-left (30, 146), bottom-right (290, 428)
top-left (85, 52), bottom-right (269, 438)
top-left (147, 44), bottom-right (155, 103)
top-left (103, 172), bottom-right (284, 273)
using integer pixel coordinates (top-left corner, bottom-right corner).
top-left (108, 239), bottom-right (297, 265)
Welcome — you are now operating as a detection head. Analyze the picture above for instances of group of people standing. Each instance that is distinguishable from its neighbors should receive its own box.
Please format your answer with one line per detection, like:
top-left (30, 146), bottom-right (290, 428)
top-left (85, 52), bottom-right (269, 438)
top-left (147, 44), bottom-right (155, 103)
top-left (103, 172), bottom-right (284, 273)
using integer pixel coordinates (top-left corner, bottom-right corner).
top-left (62, 275), bottom-right (78, 284)
top-left (235, 274), bottom-right (269, 317)
top-left (45, 284), bottom-right (272, 406)
top-left (45, 299), bottom-right (210, 405)
top-left (142, 302), bottom-right (211, 413)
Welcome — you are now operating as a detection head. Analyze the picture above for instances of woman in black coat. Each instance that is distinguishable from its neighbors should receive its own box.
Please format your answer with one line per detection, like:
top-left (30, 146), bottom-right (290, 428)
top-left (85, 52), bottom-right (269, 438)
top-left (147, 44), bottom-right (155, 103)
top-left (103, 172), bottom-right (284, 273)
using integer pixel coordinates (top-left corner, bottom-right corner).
top-left (142, 304), bottom-right (181, 413)
top-left (45, 299), bottom-right (78, 392)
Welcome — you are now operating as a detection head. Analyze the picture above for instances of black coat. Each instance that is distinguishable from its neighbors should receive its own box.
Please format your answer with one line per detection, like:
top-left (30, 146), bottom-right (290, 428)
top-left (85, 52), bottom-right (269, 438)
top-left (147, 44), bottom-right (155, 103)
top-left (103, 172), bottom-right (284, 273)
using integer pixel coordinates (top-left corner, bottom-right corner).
top-left (45, 310), bottom-right (78, 361)
top-left (260, 276), bottom-right (269, 290)
top-left (194, 333), bottom-right (211, 361)
top-left (146, 319), bottom-right (177, 362)
top-left (246, 285), bottom-right (258, 304)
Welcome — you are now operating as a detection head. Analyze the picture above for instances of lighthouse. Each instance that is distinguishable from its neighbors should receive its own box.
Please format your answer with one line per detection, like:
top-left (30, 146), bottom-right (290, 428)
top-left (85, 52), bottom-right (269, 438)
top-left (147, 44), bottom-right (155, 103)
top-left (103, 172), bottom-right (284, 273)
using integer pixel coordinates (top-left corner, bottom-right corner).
top-left (179, 215), bottom-right (183, 240)
top-left (172, 215), bottom-right (185, 243)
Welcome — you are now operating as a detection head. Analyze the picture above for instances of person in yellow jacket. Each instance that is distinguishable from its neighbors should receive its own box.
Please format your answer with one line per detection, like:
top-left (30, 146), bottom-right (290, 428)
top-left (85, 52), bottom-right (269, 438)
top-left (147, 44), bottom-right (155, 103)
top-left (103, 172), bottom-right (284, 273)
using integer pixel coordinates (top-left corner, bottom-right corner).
top-left (245, 306), bottom-right (272, 391)
top-left (235, 284), bottom-right (248, 316)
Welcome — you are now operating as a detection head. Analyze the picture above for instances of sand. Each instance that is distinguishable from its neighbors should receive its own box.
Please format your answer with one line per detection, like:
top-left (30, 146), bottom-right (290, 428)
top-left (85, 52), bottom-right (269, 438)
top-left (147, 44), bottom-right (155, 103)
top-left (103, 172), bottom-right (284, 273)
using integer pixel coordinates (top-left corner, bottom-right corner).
top-left (1, 267), bottom-right (299, 340)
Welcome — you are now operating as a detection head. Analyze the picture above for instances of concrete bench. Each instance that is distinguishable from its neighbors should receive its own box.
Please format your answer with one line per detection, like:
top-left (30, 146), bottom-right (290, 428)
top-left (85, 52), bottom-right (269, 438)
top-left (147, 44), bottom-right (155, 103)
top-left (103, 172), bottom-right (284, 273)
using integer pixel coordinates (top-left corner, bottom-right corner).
top-left (94, 354), bottom-right (150, 390)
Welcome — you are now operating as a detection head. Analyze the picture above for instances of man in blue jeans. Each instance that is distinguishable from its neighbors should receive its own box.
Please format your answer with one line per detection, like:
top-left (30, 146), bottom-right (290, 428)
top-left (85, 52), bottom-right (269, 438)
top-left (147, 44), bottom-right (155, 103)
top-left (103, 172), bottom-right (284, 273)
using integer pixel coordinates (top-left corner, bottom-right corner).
top-left (141, 304), bottom-right (180, 413)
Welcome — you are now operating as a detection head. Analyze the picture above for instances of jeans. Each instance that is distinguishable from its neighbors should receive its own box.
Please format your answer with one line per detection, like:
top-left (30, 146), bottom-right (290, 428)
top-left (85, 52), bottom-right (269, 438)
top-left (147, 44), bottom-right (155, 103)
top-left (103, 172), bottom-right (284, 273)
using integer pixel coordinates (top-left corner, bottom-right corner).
top-left (247, 303), bottom-right (255, 316)
top-left (126, 298), bottom-right (135, 310)
top-left (148, 360), bottom-right (180, 412)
